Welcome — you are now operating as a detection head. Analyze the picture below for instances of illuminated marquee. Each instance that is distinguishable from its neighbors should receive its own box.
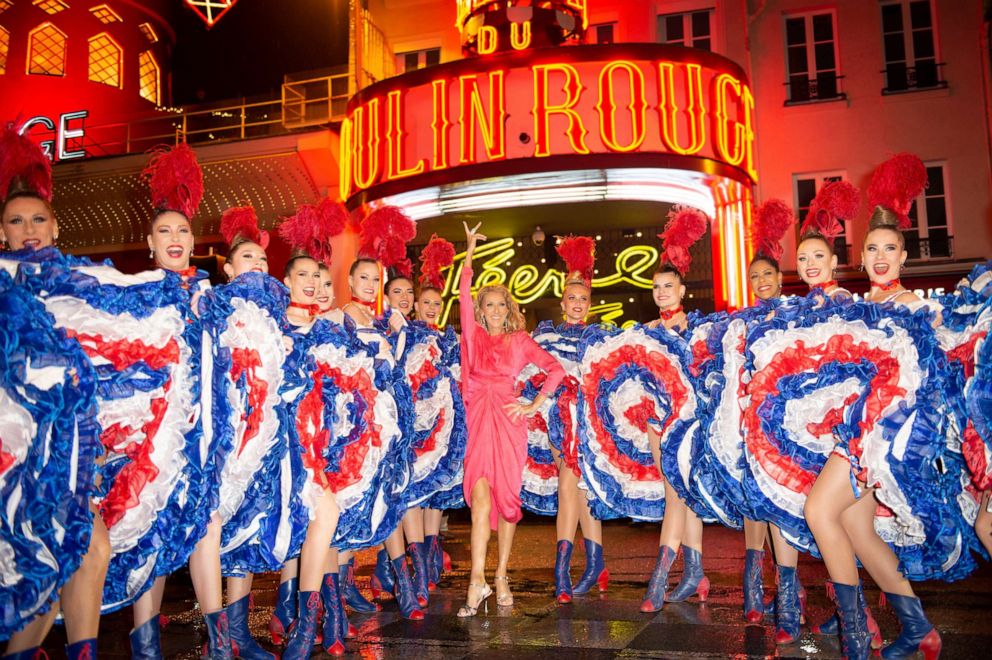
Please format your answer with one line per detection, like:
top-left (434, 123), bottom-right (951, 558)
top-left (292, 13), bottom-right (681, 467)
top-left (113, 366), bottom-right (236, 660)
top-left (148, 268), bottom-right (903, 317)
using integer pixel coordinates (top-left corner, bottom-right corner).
top-left (341, 44), bottom-right (756, 204)
top-left (20, 111), bottom-right (88, 162)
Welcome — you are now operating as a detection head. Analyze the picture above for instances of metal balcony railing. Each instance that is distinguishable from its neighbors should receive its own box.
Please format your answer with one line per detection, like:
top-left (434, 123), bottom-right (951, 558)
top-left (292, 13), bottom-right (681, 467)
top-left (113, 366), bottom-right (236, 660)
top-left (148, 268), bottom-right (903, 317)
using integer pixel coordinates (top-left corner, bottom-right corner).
top-left (784, 72), bottom-right (846, 105)
top-left (881, 62), bottom-right (947, 94)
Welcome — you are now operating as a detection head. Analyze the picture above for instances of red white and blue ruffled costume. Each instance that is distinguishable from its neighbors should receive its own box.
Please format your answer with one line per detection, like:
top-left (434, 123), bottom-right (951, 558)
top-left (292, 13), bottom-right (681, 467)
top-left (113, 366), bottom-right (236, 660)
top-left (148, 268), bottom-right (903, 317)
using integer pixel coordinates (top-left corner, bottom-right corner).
top-left (198, 272), bottom-right (307, 575)
top-left (392, 320), bottom-right (467, 509)
top-left (576, 323), bottom-right (698, 522)
top-left (421, 325), bottom-right (466, 511)
top-left (0, 266), bottom-right (101, 641)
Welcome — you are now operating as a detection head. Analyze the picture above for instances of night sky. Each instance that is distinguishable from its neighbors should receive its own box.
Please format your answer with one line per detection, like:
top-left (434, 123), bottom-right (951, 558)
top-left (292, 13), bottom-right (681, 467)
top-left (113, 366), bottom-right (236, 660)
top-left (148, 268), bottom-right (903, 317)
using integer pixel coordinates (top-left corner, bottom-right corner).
top-left (171, 0), bottom-right (350, 105)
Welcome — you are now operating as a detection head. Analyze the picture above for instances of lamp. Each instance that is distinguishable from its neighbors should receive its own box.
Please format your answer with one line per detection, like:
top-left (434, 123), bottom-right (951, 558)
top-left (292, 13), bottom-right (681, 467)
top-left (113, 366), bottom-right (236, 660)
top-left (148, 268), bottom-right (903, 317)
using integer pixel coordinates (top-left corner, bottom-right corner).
top-left (532, 225), bottom-right (546, 246)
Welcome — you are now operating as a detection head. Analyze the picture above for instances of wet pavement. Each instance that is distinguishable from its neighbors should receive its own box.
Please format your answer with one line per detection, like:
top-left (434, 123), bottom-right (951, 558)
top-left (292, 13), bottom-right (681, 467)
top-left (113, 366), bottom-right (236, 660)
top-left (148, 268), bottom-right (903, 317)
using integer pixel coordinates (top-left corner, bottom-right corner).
top-left (40, 516), bottom-right (992, 658)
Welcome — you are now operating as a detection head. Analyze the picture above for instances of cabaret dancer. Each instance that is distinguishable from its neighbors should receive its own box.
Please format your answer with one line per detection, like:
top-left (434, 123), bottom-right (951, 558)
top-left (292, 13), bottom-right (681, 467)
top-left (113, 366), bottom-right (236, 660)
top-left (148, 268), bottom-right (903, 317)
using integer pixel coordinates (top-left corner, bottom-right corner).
top-left (641, 206), bottom-right (709, 613)
top-left (457, 220), bottom-right (565, 616)
top-left (540, 236), bottom-right (610, 604)
top-left (803, 155), bottom-right (945, 660)
top-left (796, 180), bottom-right (860, 301)
top-left (0, 124), bottom-right (106, 659)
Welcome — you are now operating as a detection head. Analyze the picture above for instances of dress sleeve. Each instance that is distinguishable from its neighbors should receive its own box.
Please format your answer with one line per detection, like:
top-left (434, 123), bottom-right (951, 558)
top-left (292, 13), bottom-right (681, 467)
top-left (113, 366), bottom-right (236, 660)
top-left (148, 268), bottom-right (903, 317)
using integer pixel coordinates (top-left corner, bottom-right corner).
top-left (519, 334), bottom-right (566, 396)
top-left (459, 266), bottom-right (477, 343)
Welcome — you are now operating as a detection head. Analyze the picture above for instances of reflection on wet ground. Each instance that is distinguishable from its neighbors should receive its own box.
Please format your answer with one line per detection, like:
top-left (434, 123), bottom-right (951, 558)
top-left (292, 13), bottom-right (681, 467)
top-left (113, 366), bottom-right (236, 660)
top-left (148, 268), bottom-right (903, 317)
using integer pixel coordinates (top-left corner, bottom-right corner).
top-left (40, 517), bottom-right (992, 658)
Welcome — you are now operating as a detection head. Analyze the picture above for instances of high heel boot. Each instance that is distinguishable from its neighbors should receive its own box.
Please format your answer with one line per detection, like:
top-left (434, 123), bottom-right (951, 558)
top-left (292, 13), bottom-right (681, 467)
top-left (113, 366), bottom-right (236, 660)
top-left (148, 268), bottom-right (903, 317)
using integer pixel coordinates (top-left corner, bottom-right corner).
top-left (228, 595), bottom-right (275, 659)
top-left (572, 539), bottom-right (609, 595)
top-left (281, 591), bottom-right (319, 660)
top-left (831, 582), bottom-right (872, 660)
top-left (319, 573), bottom-right (347, 656)
top-left (203, 610), bottom-right (233, 660)
top-left (666, 546), bottom-right (710, 603)
top-left (129, 616), bottom-right (162, 660)
top-left (391, 556), bottom-right (425, 620)
top-left (340, 558), bottom-right (379, 612)
top-left (268, 576), bottom-right (297, 644)
top-left (743, 549), bottom-right (764, 623)
top-left (881, 592), bottom-right (941, 660)
top-left (640, 545), bottom-right (677, 612)
top-left (66, 640), bottom-right (97, 659)
top-left (554, 540), bottom-right (574, 604)
top-left (407, 541), bottom-right (430, 607)
top-left (371, 548), bottom-right (395, 600)
top-left (773, 566), bottom-right (801, 645)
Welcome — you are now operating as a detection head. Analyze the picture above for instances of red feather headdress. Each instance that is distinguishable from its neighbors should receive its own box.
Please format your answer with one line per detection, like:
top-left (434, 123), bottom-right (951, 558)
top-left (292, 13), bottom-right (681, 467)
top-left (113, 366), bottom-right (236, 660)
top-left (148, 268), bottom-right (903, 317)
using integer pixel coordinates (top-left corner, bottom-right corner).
top-left (358, 205), bottom-right (417, 278)
top-left (418, 234), bottom-right (456, 291)
top-left (867, 153), bottom-right (927, 229)
top-left (278, 197), bottom-right (348, 265)
top-left (0, 121), bottom-right (53, 202)
top-left (556, 235), bottom-right (596, 286)
top-left (141, 143), bottom-right (204, 219)
top-left (800, 180), bottom-right (860, 241)
top-left (659, 205), bottom-right (708, 275)
top-left (220, 205), bottom-right (269, 249)
top-left (750, 199), bottom-right (794, 262)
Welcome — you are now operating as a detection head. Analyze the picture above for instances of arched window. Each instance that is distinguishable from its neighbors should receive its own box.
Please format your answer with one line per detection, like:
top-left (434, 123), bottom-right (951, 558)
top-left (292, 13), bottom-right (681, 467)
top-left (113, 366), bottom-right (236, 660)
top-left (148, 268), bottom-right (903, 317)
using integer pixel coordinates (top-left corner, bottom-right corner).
top-left (27, 22), bottom-right (67, 76)
top-left (88, 31), bottom-right (122, 87)
top-left (33, 0), bottom-right (69, 15)
top-left (138, 49), bottom-right (159, 105)
top-left (0, 26), bottom-right (9, 75)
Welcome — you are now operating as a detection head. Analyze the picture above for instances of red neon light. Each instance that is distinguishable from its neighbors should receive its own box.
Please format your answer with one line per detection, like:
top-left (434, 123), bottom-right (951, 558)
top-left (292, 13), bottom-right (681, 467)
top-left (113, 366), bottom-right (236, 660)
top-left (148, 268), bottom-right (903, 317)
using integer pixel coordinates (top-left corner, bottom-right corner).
top-left (596, 61), bottom-right (647, 153)
top-left (184, 0), bottom-right (239, 29)
top-left (510, 21), bottom-right (533, 50)
top-left (386, 90), bottom-right (427, 180)
top-left (532, 63), bottom-right (590, 157)
top-left (431, 79), bottom-right (452, 171)
top-left (713, 73), bottom-right (755, 171)
top-left (352, 98), bottom-right (381, 190)
top-left (458, 71), bottom-right (508, 165)
top-left (478, 26), bottom-right (499, 55)
top-left (657, 62), bottom-right (706, 156)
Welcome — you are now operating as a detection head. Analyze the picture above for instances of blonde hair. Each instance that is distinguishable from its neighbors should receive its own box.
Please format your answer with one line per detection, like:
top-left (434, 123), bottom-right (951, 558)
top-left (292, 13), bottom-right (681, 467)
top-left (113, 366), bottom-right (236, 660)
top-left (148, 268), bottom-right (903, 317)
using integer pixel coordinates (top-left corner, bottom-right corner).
top-left (474, 284), bottom-right (526, 333)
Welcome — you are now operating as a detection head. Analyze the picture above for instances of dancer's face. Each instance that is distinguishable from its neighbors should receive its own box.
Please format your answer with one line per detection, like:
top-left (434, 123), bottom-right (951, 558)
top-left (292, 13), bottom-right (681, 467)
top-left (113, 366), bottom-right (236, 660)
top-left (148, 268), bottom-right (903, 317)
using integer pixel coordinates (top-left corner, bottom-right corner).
top-left (652, 271), bottom-right (684, 311)
top-left (796, 237), bottom-right (837, 287)
top-left (561, 283), bottom-right (590, 323)
top-left (148, 211), bottom-right (194, 272)
top-left (386, 278), bottom-right (415, 318)
top-left (416, 289), bottom-right (443, 323)
top-left (862, 228), bottom-right (906, 286)
top-left (316, 268), bottom-right (335, 311)
top-left (1, 196), bottom-right (57, 250)
top-left (284, 257), bottom-right (320, 304)
top-left (349, 261), bottom-right (380, 303)
top-left (748, 259), bottom-right (782, 300)
top-left (223, 241), bottom-right (268, 279)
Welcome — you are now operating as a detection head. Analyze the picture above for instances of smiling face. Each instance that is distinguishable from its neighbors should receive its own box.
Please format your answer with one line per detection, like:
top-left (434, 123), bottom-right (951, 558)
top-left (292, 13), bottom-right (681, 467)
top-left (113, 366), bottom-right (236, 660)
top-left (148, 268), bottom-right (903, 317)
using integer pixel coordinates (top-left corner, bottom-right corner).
top-left (862, 227), bottom-right (906, 286)
top-left (316, 267), bottom-right (335, 311)
top-left (748, 258), bottom-right (783, 301)
top-left (1, 195), bottom-right (57, 250)
top-left (652, 271), bottom-right (685, 311)
top-left (561, 282), bottom-right (591, 324)
top-left (416, 288), bottom-right (443, 324)
top-left (386, 277), bottom-right (415, 318)
top-left (147, 211), bottom-right (194, 271)
top-left (796, 236), bottom-right (837, 287)
top-left (284, 257), bottom-right (321, 304)
top-left (480, 289), bottom-right (509, 332)
top-left (223, 241), bottom-right (268, 280)
top-left (349, 260), bottom-right (380, 303)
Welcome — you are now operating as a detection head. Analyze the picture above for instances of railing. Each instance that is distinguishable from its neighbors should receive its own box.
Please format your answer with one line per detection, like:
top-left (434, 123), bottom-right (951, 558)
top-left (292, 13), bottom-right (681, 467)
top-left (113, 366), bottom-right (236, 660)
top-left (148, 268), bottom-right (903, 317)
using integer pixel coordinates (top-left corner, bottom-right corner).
top-left (881, 62), bottom-right (947, 94)
top-left (905, 234), bottom-right (954, 261)
top-left (283, 72), bottom-right (353, 129)
top-left (784, 73), bottom-right (846, 105)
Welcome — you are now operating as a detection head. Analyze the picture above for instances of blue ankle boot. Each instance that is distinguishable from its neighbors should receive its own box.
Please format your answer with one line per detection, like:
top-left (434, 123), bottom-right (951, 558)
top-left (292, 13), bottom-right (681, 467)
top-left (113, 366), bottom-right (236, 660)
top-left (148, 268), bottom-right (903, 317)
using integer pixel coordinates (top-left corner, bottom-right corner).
top-left (267, 576), bottom-right (297, 645)
top-left (129, 616), bottom-right (162, 659)
top-left (66, 639), bottom-right (97, 659)
top-left (881, 592), bottom-right (941, 660)
top-left (319, 573), bottom-right (347, 656)
top-left (830, 582), bottom-right (871, 660)
top-left (640, 545), bottom-right (677, 612)
top-left (666, 547), bottom-right (710, 603)
top-left (391, 556), bottom-right (425, 620)
top-left (371, 548), bottom-right (396, 600)
top-left (773, 566), bottom-right (801, 645)
top-left (743, 549), bottom-right (764, 623)
top-left (227, 595), bottom-right (275, 659)
top-left (4, 649), bottom-right (44, 660)
top-left (424, 534), bottom-right (440, 589)
top-left (554, 540), bottom-right (574, 604)
top-left (340, 558), bottom-right (379, 612)
top-left (203, 609), bottom-right (233, 659)
top-left (407, 542), bottom-right (430, 607)
top-left (281, 591), bottom-right (319, 660)
top-left (572, 539), bottom-right (609, 595)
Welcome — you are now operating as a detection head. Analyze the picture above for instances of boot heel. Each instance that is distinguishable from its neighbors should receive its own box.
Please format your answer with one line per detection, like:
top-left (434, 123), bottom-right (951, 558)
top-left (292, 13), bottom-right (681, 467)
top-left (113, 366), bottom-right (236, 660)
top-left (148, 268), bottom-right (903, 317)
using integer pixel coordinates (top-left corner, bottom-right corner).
top-left (268, 619), bottom-right (285, 646)
top-left (370, 576), bottom-right (383, 600)
top-left (697, 576), bottom-right (710, 602)
top-left (920, 628), bottom-right (942, 660)
top-left (597, 569), bottom-right (610, 593)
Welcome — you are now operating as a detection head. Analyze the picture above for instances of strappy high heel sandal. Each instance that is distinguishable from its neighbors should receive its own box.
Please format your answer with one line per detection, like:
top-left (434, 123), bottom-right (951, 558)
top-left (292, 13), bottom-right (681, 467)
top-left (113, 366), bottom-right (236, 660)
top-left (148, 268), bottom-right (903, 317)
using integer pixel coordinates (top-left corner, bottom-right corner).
top-left (494, 575), bottom-right (514, 607)
top-left (457, 582), bottom-right (492, 618)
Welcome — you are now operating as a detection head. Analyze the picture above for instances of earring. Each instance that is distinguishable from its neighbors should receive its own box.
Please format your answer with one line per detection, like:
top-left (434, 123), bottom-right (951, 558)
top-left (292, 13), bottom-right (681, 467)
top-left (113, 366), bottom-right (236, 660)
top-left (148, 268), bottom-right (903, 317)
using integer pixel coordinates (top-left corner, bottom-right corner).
top-left (857, 263), bottom-right (864, 272)
top-left (149, 249), bottom-right (154, 259)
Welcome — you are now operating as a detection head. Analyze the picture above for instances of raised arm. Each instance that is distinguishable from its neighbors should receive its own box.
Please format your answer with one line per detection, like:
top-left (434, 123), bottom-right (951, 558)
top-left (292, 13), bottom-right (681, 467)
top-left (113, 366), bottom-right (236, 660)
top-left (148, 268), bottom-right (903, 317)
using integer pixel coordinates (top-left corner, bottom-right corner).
top-left (459, 221), bottom-right (487, 341)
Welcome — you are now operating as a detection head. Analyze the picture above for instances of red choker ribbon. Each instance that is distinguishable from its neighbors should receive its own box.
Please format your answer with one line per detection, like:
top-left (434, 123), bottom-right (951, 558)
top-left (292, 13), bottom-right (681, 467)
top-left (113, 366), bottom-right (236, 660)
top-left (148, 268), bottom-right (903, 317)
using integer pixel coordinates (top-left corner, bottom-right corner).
top-left (810, 280), bottom-right (838, 291)
top-left (289, 301), bottom-right (320, 318)
top-left (350, 296), bottom-right (377, 312)
top-left (175, 266), bottom-right (199, 279)
top-left (659, 305), bottom-right (684, 321)
top-left (874, 279), bottom-right (902, 292)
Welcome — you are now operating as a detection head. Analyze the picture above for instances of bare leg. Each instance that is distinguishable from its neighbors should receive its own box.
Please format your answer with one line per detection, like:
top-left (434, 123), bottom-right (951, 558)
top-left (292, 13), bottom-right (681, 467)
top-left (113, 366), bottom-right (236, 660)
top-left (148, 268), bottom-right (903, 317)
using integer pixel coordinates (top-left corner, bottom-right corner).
top-left (424, 508), bottom-right (444, 536)
top-left (682, 508), bottom-right (704, 552)
top-left (553, 447), bottom-right (580, 543)
top-left (495, 516), bottom-right (517, 603)
top-left (337, 551), bottom-right (351, 567)
top-left (744, 519), bottom-right (768, 552)
top-left (976, 490), bottom-right (992, 557)
top-left (132, 576), bottom-right (166, 628)
top-left (840, 490), bottom-right (914, 596)
top-left (464, 479), bottom-right (492, 608)
top-left (226, 575), bottom-right (253, 604)
top-left (385, 526), bottom-right (406, 560)
top-left (769, 524), bottom-right (799, 568)
top-left (298, 490), bottom-right (340, 591)
top-left (189, 514), bottom-right (224, 614)
top-left (402, 507), bottom-right (425, 544)
top-left (577, 494), bottom-right (602, 544)
top-left (324, 547), bottom-right (339, 574)
top-left (805, 455), bottom-right (859, 585)
top-left (650, 429), bottom-right (686, 550)
top-left (61, 510), bottom-right (111, 642)
top-left (3, 609), bottom-right (58, 653)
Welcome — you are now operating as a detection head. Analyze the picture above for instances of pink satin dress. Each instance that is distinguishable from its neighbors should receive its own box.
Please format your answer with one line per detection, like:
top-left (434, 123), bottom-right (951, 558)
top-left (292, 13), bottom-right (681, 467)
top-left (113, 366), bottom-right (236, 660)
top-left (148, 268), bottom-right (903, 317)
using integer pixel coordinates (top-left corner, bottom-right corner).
top-left (459, 266), bottom-right (565, 529)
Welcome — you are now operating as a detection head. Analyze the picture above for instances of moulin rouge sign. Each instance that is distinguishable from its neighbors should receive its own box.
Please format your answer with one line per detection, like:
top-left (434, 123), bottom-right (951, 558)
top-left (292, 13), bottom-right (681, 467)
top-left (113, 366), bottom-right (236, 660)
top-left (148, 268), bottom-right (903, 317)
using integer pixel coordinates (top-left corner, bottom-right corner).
top-left (340, 43), bottom-right (757, 203)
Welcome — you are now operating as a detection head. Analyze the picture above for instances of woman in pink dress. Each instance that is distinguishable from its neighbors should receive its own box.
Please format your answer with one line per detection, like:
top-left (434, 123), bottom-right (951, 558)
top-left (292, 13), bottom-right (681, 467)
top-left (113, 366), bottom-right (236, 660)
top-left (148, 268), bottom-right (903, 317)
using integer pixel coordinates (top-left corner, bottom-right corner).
top-left (457, 221), bottom-right (565, 617)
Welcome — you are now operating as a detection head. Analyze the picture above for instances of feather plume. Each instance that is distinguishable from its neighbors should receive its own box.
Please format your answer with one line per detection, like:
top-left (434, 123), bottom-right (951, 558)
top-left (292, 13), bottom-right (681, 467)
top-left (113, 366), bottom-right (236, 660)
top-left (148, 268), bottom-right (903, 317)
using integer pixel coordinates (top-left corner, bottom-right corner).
top-left (358, 205), bottom-right (416, 272)
top-left (0, 121), bottom-right (53, 202)
top-left (418, 233), bottom-right (456, 291)
top-left (220, 205), bottom-right (269, 249)
top-left (141, 143), bottom-right (204, 219)
top-left (277, 198), bottom-right (347, 265)
top-left (556, 235), bottom-right (596, 285)
top-left (867, 153), bottom-right (927, 229)
top-left (659, 205), bottom-right (708, 275)
top-left (750, 199), bottom-right (794, 261)
top-left (800, 180), bottom-right (860, 241)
